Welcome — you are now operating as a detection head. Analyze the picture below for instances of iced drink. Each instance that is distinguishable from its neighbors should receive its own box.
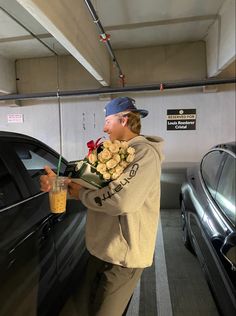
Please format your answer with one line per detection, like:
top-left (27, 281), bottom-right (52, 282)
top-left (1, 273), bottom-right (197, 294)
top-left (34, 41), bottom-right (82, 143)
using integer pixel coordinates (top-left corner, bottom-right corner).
top-left (49, 176), bottom-right (68, 213)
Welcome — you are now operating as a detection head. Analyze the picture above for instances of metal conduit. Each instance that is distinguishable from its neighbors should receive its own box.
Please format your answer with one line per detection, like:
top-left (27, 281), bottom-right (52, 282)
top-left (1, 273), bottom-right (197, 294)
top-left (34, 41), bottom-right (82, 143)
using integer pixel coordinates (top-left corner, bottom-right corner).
top-left (84, 0), bottom-right (125, 86)
top-left (0, 78), bottom-right (235, 101)
top-left (0, 6), bottom-right (58, 56)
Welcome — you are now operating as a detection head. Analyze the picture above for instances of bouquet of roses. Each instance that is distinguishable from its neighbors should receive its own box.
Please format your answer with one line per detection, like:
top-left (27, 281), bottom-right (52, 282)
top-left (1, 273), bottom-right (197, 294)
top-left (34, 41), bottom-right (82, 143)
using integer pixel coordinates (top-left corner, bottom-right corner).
top-left (65, 138), bottom-right (135, 189)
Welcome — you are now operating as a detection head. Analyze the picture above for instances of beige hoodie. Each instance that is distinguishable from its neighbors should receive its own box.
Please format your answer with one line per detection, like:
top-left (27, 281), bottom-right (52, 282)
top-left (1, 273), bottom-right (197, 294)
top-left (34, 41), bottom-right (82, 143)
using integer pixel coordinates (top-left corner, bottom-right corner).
top-left (79, 135), bottom-right (164, 268)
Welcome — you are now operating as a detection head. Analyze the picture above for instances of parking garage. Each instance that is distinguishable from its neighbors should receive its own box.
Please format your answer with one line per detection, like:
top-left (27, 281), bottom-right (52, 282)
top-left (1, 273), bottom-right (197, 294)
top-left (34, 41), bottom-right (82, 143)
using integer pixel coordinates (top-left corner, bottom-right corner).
top-left (0, 1), bottom-right (235, 316)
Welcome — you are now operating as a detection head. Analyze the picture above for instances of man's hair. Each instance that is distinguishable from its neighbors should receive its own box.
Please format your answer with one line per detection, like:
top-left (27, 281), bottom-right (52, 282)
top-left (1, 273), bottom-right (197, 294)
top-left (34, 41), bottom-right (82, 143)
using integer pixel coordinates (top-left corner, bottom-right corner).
top-left (117, 111), bottom-right (141, 134)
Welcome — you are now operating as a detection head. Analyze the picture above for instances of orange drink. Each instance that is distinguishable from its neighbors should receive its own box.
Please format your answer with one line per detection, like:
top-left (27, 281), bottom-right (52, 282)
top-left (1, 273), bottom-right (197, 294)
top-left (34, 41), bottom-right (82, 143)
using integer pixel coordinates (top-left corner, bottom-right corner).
top-left (49, 176), bottom-right (68, 213)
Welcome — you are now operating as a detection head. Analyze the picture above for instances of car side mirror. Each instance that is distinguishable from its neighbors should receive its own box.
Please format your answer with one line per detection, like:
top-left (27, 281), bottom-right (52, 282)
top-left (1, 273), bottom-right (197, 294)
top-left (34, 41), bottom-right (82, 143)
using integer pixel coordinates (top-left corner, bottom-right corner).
top-left (220, 232), bottom-right (236, 271)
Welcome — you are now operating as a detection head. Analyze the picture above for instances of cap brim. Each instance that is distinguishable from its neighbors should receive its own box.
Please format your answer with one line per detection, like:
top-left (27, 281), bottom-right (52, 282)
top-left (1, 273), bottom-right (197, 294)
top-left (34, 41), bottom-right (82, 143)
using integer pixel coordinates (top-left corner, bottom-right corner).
top-left (132, 109), bottom-right (148, 118)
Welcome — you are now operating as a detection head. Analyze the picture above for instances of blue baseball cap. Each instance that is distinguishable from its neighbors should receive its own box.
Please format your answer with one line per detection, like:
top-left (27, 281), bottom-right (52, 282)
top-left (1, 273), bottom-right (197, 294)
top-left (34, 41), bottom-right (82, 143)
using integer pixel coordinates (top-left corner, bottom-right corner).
top-left (104, 97), bottom-right (148, 118)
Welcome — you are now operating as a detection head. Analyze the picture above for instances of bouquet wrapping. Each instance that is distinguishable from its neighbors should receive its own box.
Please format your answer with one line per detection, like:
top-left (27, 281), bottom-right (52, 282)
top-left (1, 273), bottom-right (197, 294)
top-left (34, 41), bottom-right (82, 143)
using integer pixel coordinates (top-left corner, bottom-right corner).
top-left (64, 138), bottom-right (135, 189)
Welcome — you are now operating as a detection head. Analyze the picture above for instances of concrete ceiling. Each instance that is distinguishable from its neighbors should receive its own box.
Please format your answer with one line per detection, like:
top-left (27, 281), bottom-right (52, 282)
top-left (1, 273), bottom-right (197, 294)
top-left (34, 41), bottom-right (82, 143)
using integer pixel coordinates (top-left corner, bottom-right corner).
top-left (0, 0), bottom-right (226, 60)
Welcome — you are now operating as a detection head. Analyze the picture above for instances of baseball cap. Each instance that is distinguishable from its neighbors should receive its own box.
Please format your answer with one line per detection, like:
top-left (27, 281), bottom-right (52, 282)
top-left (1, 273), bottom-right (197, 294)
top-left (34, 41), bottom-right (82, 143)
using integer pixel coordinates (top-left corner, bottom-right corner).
top-left (104, 97), bottom-right (148, 118)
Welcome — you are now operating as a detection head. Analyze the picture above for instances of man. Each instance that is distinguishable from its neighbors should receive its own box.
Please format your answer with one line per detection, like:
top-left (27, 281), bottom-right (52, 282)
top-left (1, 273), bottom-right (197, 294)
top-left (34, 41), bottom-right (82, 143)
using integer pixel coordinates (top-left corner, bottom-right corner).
top-left (40, 96), bottom-right (164, 316)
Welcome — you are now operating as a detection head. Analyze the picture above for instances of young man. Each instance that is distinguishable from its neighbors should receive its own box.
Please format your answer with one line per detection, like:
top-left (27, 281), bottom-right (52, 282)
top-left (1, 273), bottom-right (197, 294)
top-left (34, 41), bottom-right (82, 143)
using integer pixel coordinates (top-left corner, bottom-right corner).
top-left (40, 97), bottom-right (164, 316)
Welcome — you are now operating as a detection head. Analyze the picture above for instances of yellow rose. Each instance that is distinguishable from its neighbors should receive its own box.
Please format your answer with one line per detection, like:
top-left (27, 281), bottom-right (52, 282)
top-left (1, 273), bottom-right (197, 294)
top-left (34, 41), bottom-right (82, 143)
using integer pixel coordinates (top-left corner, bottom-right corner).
top-left (114, 140), bottom-right (121, 147)
top-left (109, 143), bottom-right (120, 154)
top-left (88, 153), bottom-right (97, 165)
top-left (126, 154), bottom-right (135, 163)
top-left (115, 165), bottom-right (124, 175)
top-left (100, 149), bottom-right (112, 161)
top-left (96, 163), bottom-right (107, 174)
top-left (103, 140), bottom-right (112, 148)
top-left (113, 154), bottom-right (121, 163)
top-left (111, 172), bottom-right (120, 180)
top-left (119, 161), bottom-right (128, 168)
top-left (103, 172), bottom-right (111, 180)
top-left (106, 159), bottom-right (118, 169)
top-left (120, 141), bottom-right (128, 149)
top-left (98, 152), bottom-right (105, 163)
top-left (127, 146), bottom-right (135, 155)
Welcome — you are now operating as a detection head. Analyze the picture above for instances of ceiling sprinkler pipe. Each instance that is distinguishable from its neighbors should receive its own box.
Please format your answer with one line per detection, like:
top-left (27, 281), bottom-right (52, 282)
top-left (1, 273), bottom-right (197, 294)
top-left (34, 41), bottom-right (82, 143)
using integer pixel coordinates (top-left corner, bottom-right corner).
top-left (0, 78), bottom-right (235, 101)
top-left (83, 0), bottom-right (124, 82)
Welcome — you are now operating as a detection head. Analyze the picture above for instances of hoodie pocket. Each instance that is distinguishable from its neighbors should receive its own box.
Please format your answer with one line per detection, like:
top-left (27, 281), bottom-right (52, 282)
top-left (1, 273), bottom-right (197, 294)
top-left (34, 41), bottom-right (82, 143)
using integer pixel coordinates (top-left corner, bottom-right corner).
top-left (118, 215), bottom-right (129, 247)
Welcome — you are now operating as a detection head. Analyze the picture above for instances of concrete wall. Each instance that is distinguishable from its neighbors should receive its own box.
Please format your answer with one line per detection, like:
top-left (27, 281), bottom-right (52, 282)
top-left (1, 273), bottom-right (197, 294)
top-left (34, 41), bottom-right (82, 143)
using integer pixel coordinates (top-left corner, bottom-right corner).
top-left (0, 56), bottom-right (16, 93)
top-left (16, 55), bottom-right (101, 93)
top-left (206, 0), bottom-right (236, 77)
top-left (111, 41), bottom-right (206, 86)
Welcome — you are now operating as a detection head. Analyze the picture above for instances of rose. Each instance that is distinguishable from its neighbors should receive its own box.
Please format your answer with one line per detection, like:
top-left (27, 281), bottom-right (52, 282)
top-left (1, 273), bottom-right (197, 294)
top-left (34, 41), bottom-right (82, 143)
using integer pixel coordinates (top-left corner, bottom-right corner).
top-left (115, 165), bottom-right (124, 175)
top-left (119, 161), bottom-right (128, 168)
top-left (108, 143), bottom-right (120, 154)
top-left (99, 148), bottom-right (112, 161)
top-left (113, 140), bottom-right (121, 147)
top-left (126, 154), bottom-right (135, 163)
top-left (120, 141), bottom-right (128, 149)
top-left (113, 153), bottom-right (121, 163)
top-left (106, 159), bottom-right (118, 169)
top-left (96, 163), bottom-right (107, 174)
top-left (103, 140), bottom-right (112, 148)
top-left (111, 172), bottom-right (120, 180)
top-left (88, 152), bottom-right (97, 165)
top-left (127, 147), bottom-right (135, 155)
top-left (103, 172), bottom-right (111, 180)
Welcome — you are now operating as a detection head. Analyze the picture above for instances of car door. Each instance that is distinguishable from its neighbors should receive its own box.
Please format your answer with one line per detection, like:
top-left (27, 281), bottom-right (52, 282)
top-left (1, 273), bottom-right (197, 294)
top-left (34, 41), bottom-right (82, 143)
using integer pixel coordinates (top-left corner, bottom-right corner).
top-left (10, 140), bottom-right (88, 287)
top-left (201, 152), bottom-right (236, 315)
top-left (186, 150), bottom-right (224, 263)
top-left (0, 144), bottom-right (57, 316)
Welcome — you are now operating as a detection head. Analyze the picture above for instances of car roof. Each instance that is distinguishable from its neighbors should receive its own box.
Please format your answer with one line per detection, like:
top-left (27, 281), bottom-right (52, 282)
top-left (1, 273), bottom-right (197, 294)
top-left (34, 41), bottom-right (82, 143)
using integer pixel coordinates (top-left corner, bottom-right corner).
top-left (0, 131), bottom-right (68, 163)
top-left (213, 141), bottom-right (236, 155)
top-left (0, 131), bottom-right (38, 141)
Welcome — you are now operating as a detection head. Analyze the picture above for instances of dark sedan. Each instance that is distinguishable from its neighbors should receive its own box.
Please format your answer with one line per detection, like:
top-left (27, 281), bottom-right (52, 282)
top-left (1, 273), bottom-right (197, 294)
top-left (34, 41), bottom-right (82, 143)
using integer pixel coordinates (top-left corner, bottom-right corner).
top-left (0, 131), bottom-right (88, 316)
top-left (180, 142), bottom-right (236, 316)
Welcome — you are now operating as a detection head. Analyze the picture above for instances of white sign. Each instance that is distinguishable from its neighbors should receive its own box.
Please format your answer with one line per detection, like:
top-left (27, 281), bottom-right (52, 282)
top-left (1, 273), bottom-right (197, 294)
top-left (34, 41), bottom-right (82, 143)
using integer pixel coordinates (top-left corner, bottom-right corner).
top-left (7, 114), bottom-right (24, 123)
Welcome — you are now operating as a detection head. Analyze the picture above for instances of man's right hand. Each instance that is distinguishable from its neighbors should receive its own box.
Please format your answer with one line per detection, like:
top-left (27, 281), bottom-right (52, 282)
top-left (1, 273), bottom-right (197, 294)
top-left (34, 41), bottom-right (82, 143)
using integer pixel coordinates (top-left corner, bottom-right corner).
top-left (40, 166), bottom-right (56, 192)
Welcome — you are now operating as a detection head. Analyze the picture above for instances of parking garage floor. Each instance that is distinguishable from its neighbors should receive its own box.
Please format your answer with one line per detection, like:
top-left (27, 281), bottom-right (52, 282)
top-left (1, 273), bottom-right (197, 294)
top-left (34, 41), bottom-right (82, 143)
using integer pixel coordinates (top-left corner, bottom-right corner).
top-left (59, 209), bottom-right (220, 316)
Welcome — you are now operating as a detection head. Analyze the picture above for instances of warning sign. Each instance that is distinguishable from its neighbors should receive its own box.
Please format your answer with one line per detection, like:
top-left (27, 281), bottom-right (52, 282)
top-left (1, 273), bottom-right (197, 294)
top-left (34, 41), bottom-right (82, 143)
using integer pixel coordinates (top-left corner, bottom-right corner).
top-left (167, 109), bottom-right (196, 131)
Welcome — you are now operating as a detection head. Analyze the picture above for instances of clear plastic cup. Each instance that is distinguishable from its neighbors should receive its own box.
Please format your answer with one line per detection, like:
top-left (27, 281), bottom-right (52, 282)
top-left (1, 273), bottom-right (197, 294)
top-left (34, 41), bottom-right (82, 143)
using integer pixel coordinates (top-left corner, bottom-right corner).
top-left (49, 176), bottom-right (68, 213)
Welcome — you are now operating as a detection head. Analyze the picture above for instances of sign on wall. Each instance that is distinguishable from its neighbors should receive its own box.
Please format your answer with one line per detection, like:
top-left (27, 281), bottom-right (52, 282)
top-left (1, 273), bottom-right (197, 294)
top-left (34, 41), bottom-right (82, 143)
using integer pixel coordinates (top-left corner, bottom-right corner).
top-left (7, 114), bottom-right (24, 123)
top-left (167, 109), bottom-right (196, 130)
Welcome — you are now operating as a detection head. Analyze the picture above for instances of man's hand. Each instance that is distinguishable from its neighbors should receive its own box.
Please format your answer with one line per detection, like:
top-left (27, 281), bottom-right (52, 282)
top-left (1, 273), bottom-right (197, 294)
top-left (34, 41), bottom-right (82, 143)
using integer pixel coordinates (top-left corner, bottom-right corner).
top-left (40, 166), bottom-right (56, 192)
top-left (68, 181), bottom-right (83, 200)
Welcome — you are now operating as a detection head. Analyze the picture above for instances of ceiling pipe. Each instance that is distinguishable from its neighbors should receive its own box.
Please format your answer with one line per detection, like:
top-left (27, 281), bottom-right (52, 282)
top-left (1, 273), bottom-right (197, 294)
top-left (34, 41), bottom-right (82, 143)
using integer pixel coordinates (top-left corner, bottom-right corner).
top-left (83, 0), bottom-right (125, 87)
top-left (0, 6), bottom-right (58, 56)
top-left (0, 78), bottom-right (235, 101)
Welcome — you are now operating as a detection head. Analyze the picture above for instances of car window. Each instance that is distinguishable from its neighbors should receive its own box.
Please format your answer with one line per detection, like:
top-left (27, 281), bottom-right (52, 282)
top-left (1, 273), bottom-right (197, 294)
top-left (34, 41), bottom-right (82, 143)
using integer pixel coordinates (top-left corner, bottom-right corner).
top-left (215, 155), bottom-right (236, 225)
top-left (201, 150), bottom-right (225, 197)
top-left (0, 157), bottom-right (22, 209)
top-left (12, 143), bottom-right (66, 193)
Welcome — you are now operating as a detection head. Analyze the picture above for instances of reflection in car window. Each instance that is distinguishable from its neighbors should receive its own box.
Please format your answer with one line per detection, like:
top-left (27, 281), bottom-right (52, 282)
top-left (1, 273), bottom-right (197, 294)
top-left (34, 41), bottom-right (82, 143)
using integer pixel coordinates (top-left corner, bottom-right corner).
top-left (215, 155), bottom-right (236, 225)
top-left (0, 157), bottom-right (22, 209)
top-left (201, 150), bottom-right (224, 197)
top-left (12, 143), bottom-right (66, 192)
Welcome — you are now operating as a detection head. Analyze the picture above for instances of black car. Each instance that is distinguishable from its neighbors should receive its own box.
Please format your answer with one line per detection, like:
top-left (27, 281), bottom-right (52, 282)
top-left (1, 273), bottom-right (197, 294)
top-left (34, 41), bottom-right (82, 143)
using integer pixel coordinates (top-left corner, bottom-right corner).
top-left (0, 131), bottom-right (88, 316)
top-left (180, 142), bottom-right (236, 316)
